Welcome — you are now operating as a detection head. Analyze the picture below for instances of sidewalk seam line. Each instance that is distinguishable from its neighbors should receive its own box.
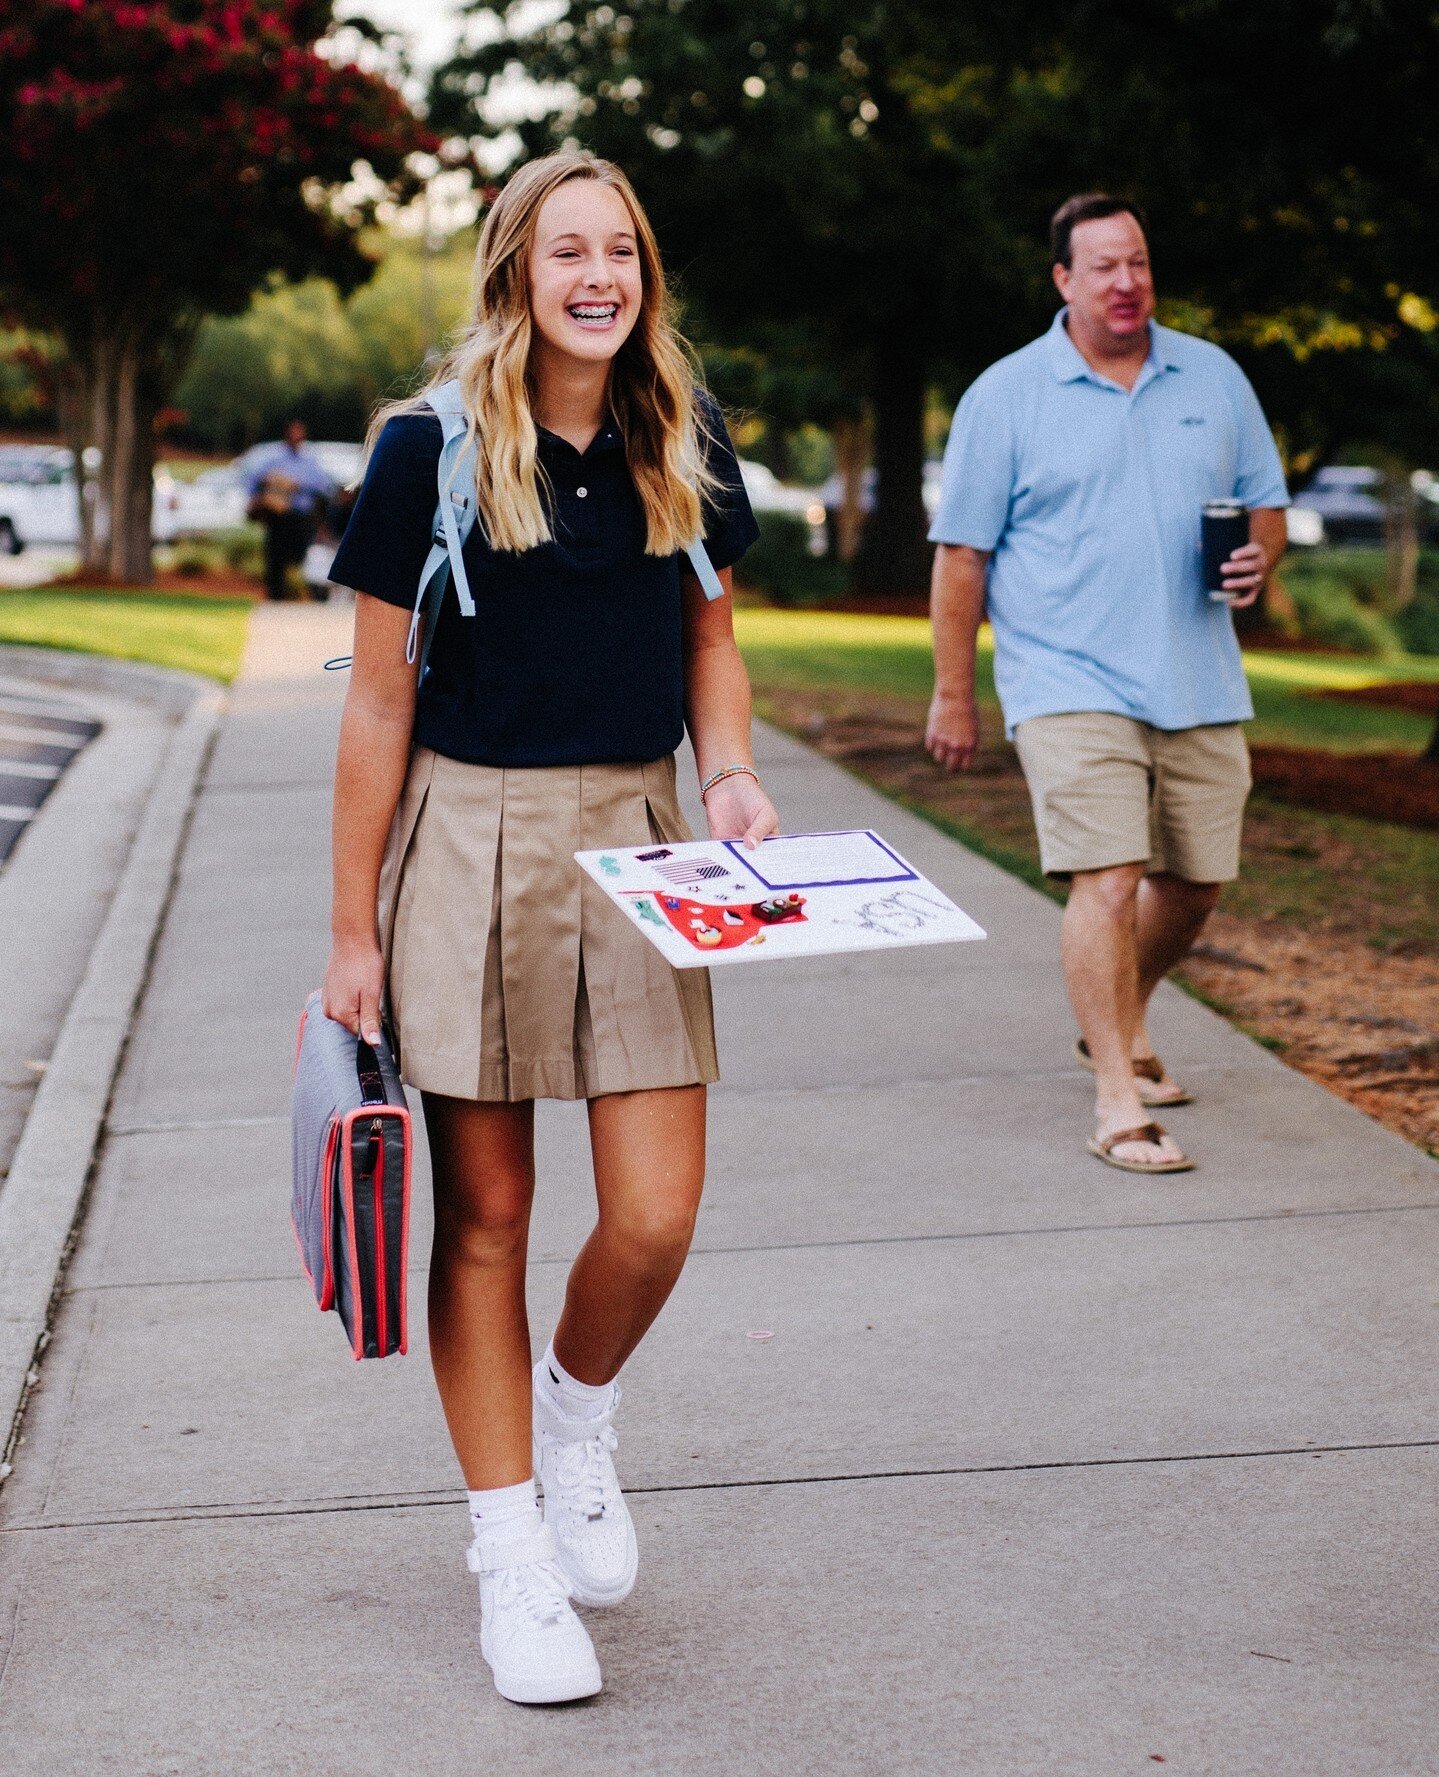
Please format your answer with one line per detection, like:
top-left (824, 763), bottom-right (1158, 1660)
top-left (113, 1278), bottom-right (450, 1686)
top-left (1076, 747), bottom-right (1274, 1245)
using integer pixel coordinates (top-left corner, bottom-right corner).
top-left (5, 1436), bottom-right (1435, 1534)
top-left (54, 1198), bottom-right (1439, 1297)
top-left (95, 1059), bottom-right (1267, 1133)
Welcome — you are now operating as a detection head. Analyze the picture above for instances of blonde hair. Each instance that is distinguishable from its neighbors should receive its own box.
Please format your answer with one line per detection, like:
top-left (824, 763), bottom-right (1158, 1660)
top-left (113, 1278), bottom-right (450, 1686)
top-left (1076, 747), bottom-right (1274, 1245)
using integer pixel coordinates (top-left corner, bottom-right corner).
top-left (368, 151), bottom-right (718, 556)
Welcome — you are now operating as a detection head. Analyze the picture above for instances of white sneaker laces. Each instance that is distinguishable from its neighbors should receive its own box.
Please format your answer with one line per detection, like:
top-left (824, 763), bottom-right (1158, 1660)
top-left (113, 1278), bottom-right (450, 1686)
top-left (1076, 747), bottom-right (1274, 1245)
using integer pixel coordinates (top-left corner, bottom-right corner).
top-left (553, 1424), bottom-right (619, 1523)
top-left (493, 1557), bottom-right (573, 1629)
top-left (468, 1528), bottom-right (577, 1630)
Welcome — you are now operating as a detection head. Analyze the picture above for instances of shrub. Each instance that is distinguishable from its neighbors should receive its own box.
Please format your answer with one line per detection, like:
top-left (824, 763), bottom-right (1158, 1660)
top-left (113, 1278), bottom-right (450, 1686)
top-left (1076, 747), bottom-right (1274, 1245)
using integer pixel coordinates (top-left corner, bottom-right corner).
top-left (214, 525), bottom-right (265, 578)
top-left (168, 543), bottom-right (214, 578)
top-left (736, 511), bottom-right (847, 608)
top-left (1396, 578), bottom-right (1439, 656)
top-left (1278, 548), bottom-right (1402, 654)
top-left (1284, 573), bottom-right (1402, 654)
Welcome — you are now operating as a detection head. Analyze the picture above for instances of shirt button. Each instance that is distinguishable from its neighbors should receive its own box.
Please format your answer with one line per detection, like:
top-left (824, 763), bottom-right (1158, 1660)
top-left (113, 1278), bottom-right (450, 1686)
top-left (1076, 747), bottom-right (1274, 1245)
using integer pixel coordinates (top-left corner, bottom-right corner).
top-left (576, 486), bottom-right (588, 498)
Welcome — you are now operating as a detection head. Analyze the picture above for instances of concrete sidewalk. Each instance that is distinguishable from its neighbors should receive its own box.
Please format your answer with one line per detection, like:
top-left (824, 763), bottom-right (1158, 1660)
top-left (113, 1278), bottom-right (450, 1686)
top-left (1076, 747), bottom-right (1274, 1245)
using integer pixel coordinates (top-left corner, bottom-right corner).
top-left (1, 604), bottom-right (1435, 1774)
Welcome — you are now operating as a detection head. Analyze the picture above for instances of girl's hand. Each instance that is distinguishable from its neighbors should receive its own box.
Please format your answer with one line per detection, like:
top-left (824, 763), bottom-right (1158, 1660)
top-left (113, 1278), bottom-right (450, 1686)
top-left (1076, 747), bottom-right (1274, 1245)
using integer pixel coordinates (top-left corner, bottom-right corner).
top-left (323, 933), bottom-right (386, 1046)
top-left (703, 773), bottom-right (779, 849)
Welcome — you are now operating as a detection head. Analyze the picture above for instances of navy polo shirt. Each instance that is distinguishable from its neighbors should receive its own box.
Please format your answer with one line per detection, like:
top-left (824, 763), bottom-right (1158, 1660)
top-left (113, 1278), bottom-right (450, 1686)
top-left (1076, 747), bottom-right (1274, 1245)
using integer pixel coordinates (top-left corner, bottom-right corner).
top-left (330, 392), bottom-right (758, 767)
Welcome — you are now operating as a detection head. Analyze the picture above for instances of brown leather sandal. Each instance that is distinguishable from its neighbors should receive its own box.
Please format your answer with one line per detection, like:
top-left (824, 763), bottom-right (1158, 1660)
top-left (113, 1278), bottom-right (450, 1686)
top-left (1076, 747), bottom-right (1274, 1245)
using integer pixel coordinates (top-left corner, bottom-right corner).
top-left (1087, 1120), bottom-right (1195, 1174)
top-left (1074, 1038), bottom-right (1193, 1107)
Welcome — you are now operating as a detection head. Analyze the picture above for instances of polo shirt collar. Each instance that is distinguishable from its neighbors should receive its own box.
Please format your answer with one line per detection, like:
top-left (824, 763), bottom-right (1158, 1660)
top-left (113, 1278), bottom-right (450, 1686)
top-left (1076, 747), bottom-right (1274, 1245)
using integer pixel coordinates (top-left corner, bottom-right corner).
top-left (1045, 307), bottom-right (1181, 392)
top-left (535, 419), bottom-right (624, 460)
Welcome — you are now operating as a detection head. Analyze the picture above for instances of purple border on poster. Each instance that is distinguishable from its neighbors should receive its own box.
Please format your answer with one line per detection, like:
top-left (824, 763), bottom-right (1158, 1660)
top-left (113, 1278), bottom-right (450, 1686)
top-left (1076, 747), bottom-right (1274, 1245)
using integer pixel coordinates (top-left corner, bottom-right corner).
top-left (721, 830), bottom-right (918, 890)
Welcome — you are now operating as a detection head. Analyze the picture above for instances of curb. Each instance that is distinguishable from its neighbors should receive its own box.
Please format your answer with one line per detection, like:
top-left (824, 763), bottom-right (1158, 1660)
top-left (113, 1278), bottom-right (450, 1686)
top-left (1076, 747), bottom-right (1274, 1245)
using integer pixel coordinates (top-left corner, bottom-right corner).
top-left (0, 681), bottom-right (225, 1480)
top-left (0, 643), bottom-right (211, 717)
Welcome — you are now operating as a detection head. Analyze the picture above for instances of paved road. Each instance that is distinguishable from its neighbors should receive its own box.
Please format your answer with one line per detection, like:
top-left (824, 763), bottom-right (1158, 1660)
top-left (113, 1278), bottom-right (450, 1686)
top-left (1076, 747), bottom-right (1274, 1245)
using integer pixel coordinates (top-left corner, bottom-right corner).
top-left (0, 655), bottom-right (197, 1191)
top-left (0, 685), bottom-right (101, 865)
top-left (1, 605), bottom-right (1435, 1774)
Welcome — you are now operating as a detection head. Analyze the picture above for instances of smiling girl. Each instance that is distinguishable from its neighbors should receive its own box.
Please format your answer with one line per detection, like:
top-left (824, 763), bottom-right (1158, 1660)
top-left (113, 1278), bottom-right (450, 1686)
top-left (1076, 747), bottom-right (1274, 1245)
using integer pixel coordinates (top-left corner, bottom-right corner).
top-left (322, 152), bottom-right (775, 1705)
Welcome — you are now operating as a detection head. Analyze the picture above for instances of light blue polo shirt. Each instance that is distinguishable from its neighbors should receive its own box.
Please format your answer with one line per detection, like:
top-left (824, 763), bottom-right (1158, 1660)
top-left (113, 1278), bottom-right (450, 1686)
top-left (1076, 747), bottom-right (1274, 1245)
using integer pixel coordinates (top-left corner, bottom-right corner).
top-left (929, 309), bottom-right (1289, 735)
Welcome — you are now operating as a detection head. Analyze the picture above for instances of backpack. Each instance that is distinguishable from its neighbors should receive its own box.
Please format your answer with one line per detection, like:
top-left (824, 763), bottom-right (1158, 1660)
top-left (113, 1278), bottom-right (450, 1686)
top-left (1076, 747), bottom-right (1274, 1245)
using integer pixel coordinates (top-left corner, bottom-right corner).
top-left (402, 379), bottom-right (727, 681)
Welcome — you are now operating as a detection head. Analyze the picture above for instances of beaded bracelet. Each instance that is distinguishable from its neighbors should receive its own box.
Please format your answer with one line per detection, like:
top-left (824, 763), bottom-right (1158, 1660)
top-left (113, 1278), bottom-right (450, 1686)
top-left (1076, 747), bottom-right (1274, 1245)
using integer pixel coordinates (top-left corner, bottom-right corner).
top-left (700, 763), bottom-right (760, 800)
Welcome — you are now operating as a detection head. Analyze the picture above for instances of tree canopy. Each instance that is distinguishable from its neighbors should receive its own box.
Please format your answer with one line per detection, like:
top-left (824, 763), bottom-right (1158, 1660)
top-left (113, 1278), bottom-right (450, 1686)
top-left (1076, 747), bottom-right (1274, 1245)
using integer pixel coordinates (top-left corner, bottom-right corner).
top-left (172, 237), bottom-right (478, 449)
top-left (0, 0), bottom-right (437, 577)
top-left (435, 0), bottom-right (1439, 594)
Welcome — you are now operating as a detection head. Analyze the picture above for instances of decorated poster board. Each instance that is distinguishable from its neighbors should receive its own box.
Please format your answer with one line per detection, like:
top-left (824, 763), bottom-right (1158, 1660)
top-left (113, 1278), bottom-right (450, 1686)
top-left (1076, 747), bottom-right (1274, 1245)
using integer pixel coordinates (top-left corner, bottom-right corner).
top-left (576, 829), bottom-right (986, 969)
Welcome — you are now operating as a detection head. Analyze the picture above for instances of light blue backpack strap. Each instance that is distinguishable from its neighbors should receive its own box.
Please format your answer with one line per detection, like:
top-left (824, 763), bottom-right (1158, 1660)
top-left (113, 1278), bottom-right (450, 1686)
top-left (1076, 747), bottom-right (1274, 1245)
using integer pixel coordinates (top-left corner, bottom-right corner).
top-left (406, 382), bottom-right (480, 672)
top-left (685, 538), bottom-right (726, 602)
top-left (426, 381), bottom-right (477, 617)
top-left (407, 541), bottom-right (450, 672)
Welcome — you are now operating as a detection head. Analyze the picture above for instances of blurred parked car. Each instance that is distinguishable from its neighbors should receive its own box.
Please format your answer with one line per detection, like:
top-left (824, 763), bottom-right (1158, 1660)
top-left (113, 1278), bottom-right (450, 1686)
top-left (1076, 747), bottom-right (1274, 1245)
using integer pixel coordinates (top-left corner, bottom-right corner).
top-left (0, 450), bottom-right (83, 551)
top-left (161, 440), bottom-right (365, 536)
top-left (820, 462), bottom-right (943, 524)
top-left (737, 458), bottom-right (824, 520)
top-left (0, 447), bottom-right (189, 548)
top-left (737, 458), bottom-right (827, 554)
top-left (1288, 465), bottom-right (1386, 547)
top-left (0, 440), bottom-right (366, 552)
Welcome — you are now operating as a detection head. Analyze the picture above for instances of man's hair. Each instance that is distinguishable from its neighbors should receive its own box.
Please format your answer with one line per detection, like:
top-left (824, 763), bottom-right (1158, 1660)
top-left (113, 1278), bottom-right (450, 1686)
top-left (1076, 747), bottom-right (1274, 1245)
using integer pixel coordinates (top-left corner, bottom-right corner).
top-left (1050, 194), bottom-right (1148, 268)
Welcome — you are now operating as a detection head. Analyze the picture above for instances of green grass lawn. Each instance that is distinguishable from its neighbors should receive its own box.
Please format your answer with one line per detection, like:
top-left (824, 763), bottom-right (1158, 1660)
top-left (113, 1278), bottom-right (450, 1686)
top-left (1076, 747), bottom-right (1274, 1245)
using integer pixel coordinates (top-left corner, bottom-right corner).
top-left (733, 607), bottom-right (1439, 753)
top-left (0, 587), bottom-right (252, 682)
top-left (3, 592), bottom-right (1434, 741)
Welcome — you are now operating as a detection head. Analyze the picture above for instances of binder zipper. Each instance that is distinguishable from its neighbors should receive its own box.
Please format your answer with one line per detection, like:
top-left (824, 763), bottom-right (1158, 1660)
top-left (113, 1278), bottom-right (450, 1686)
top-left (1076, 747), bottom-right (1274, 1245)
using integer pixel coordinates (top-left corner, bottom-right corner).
top-left (370, 1120), bottom-right (387, 1355)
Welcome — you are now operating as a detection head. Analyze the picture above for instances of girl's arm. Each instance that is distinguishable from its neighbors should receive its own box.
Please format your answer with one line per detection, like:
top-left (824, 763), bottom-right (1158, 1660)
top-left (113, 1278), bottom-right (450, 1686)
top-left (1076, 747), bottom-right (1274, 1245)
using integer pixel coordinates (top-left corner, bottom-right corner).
top-left (681, 566), bottom-right (780, 849)
top-left (322, 593), bottom-right (419, 1042)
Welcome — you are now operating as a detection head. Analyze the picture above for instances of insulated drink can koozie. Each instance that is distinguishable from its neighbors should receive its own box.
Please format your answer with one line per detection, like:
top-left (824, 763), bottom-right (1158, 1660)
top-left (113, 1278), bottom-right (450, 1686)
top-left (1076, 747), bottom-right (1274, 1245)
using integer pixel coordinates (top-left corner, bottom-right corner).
top-left (1202, 500), bottom-right (1249, 601)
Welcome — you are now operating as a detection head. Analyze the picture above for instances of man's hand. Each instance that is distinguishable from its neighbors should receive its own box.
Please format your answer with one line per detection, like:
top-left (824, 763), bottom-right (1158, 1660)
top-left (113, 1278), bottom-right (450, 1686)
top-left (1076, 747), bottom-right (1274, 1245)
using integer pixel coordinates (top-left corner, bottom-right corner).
top-left (925, 689), bottom-right (980, 773)
top-left (1220, 540), bottom-right (1269, 608)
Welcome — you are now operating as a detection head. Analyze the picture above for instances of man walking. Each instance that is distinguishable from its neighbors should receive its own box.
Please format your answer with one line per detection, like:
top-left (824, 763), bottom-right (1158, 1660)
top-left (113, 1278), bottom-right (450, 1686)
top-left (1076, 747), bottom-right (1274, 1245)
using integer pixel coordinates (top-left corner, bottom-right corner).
top-left (244, 419), bottom-right (336, 601)
top-left (926, 194), bottom-right (1288, 1173)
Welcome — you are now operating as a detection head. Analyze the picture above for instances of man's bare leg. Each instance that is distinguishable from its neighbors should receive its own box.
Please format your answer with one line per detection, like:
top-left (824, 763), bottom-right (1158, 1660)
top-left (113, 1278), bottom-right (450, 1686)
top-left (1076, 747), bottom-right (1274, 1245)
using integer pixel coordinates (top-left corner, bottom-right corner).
top-left (1131, 872), bottom-right (1222, 1088)
top-left (1062, 863), bottom-right (1187, 1166)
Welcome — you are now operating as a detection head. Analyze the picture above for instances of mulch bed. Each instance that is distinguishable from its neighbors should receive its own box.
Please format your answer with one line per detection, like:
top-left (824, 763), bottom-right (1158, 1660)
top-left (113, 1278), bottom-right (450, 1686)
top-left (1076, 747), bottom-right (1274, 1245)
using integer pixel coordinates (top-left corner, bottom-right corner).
top-left (1315, 679), bottom-right (1439, 716)
top-left (1248, 745), bottom-right (1439, 830)
top-left (38, 570), bottom-right (262, 600)
top-left (1178, 914), bottom-right (1439, 1155)
top-left (755, 685), bottom-right (1439, 1155)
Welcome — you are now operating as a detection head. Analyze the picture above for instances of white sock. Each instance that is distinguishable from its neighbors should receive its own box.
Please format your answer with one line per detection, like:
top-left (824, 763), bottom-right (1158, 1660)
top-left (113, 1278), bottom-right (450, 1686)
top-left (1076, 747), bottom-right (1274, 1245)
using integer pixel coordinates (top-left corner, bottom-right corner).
top-left (467, 1478), bottom-right (540, 1545)
top-left (539, 1340), bottom-right (615, 1420)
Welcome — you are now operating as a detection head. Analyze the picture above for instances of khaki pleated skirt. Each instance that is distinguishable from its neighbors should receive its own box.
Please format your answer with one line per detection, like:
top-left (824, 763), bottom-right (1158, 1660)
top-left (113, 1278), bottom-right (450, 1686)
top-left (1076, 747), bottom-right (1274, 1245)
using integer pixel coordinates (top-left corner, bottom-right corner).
top-left (378, 748), bottom-right (718, 1103)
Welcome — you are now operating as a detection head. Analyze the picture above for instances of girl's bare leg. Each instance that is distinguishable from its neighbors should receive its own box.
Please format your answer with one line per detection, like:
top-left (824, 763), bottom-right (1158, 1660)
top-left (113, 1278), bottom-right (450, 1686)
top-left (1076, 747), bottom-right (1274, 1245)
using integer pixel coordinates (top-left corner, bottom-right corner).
top-left (423, 1093), bottom-right (537, 1489)
top-left (552, 1085), bottom-right (707, 1386)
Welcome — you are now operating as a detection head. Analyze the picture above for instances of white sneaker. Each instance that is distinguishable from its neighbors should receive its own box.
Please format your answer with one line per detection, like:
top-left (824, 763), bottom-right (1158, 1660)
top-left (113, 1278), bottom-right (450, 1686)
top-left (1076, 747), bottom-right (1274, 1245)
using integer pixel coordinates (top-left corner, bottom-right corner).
top-left (533, 1364), bottom-right (639, 1607)
top-left (468, 1524), bottom-right (602, 1705)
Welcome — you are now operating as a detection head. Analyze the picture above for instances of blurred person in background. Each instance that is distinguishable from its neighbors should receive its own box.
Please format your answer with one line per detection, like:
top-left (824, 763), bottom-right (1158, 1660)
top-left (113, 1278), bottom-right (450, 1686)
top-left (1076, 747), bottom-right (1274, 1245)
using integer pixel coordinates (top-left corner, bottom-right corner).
top-left (925, 193), bottom-right (1288, 1176)
top-left (302, 482), bottom-right (358, 602)
top-left (245, 418), bottom-right (336, 599)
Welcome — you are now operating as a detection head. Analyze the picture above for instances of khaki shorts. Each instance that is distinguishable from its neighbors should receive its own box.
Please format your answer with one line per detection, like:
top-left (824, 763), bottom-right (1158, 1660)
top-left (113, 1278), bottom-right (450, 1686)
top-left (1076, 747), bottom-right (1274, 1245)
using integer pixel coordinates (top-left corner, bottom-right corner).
top-left (1012, 712), bottom-right (1251, 881)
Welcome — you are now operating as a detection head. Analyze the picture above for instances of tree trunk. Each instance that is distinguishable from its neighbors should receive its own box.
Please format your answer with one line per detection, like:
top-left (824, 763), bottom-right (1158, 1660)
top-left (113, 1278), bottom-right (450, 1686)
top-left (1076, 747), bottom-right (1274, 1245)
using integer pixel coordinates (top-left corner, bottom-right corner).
top-left (81, 338), bottom-right (117, 575)
top-left (850, 337), bottom-right (930, 599)
top-left (1384, 469), bottom-right (1419, 612)
top-left (1262, 565), bottom-right (1297, 630)
top-left (105, 336), bottom-right (156, 584)
top-left (53, 360), bottom-right (97, 570)
top-left (830, 411), bottom-right (870, 564)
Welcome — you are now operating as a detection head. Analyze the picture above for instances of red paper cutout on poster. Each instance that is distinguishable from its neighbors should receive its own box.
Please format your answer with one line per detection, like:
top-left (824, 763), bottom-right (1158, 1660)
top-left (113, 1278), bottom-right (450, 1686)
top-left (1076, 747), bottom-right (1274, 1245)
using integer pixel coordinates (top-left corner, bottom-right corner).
top-left (654, 893), bottom-right (808, 951)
